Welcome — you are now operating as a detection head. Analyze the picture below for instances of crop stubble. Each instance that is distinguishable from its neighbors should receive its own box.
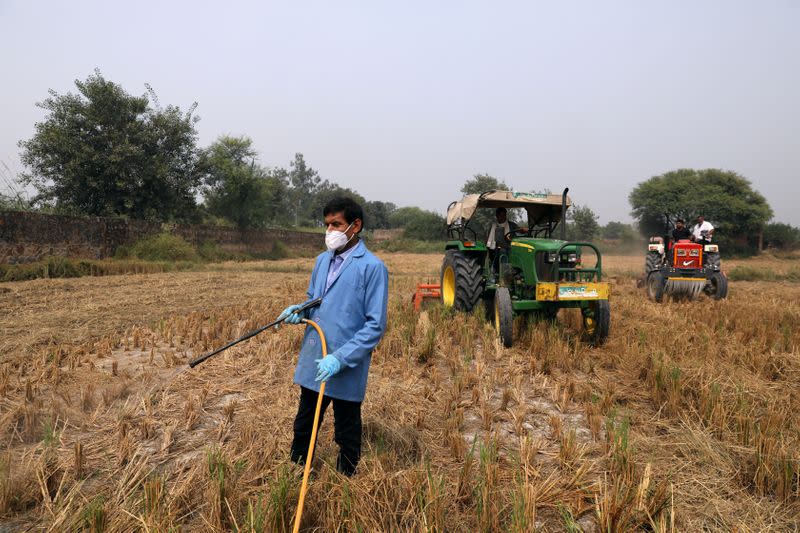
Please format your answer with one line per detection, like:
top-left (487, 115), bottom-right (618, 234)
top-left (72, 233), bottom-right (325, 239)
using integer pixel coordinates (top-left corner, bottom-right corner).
top-left (0, 253), bottom-right (798, 531)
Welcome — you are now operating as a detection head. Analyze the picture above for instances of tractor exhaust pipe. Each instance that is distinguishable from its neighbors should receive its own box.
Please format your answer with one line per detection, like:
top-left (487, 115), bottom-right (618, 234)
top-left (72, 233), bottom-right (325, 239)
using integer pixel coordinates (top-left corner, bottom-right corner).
top-left (561, 188), bottom-right (569, 240)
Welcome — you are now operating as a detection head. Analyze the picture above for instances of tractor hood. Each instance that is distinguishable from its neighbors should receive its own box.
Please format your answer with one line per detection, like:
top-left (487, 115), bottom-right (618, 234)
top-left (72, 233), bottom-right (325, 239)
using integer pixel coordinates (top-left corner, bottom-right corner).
top-left (511, 238), bottom-right (574, 252)
top-left (446, 190), bottom-right (571, 226)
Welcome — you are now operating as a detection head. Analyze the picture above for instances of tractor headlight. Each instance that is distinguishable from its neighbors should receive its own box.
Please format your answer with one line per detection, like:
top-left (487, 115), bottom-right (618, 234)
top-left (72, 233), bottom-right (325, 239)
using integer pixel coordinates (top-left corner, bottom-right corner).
top-left (690, 249), bottom-right (699, 257)
top-left (677, 249), bottom-right (687, 256)
top-left (546, 252), bottom-right (558, 263)
top-left (563, 253), bottom-right (578, 263)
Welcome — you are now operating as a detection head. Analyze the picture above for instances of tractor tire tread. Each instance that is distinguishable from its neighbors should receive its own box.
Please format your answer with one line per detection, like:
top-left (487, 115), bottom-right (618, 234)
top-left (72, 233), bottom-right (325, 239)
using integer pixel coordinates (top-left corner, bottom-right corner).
top-left (442, 251), bottom-right (484, 312)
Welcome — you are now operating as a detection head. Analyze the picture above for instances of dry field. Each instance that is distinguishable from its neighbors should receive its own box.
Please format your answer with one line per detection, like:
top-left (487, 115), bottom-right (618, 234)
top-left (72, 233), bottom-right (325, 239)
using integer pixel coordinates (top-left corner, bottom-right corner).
top-left (1, 252), bottom-right (799, 531)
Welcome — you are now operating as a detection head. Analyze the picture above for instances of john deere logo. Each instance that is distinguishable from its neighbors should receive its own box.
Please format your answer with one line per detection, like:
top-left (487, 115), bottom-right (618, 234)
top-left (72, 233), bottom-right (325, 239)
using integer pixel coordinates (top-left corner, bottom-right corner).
top-left (512, 192), bottom-right (548, 199)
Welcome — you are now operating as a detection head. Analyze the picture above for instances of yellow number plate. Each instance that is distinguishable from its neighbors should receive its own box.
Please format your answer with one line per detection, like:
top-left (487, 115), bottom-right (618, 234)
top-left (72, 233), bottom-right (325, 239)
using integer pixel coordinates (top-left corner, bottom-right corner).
top-left (536, 282), bottom-right (610, 301)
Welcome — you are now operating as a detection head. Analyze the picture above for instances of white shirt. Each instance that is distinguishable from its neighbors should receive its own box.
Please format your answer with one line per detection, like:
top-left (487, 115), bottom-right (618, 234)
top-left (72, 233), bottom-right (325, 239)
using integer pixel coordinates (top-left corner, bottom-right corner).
top-left (487, 221), bottom-right (510, 250)
top-left (692, 221), bottom-right (714, 241)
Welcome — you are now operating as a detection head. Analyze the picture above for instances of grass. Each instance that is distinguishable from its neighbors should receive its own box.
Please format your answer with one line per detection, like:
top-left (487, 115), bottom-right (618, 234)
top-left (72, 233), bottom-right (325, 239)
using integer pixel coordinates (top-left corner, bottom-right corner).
top-left (0, 253), bottom-right (798, 529)
top-left (727, 264), bottom-right (800, 282)
top-left (0, 238), bottom-right (316, 283)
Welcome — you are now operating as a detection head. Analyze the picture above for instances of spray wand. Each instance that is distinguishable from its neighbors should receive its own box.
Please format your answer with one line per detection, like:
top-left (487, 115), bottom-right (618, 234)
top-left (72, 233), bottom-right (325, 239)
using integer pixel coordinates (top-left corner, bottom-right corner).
top-left (188, 297), bottom-right (322, 368)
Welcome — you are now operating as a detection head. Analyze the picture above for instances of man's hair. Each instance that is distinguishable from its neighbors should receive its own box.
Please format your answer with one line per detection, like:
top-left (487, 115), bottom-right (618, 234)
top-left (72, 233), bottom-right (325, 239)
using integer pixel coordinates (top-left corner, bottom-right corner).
top-left (676, 218), bottom-right (684, 223)
top-left (495, 207), bottom-right (507, 215)
top-left (323, 196), bottom-right (364, 230)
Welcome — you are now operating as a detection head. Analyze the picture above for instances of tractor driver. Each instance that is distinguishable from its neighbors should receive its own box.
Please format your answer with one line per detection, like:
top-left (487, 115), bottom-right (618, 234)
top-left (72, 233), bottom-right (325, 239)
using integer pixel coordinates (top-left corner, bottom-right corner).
top-left (487, 207), bottom-right (526, 276)
top-left (672, 218), bottom-right (691, 242)
top-left (487, 207), bottom-right (519, 251)
top-left (691, 215), bottom-right (714, 244)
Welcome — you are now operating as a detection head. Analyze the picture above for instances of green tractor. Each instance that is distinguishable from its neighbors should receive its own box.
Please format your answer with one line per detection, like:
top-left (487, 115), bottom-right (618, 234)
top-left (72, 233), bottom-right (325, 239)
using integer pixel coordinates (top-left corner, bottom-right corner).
top-left (440, 188), bottom-right (610, 347)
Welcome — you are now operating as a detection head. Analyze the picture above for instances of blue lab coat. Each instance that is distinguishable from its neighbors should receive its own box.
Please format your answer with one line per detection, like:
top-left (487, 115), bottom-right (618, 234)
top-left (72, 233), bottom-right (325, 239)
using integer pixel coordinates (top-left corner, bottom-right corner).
top-left (293, 240), bottom-right (389, 402)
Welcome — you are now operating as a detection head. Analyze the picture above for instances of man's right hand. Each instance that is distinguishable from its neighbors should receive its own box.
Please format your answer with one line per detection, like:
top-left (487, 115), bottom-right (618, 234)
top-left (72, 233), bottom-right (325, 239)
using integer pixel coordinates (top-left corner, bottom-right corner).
top-left (276, 304), bottom-right (304, 328)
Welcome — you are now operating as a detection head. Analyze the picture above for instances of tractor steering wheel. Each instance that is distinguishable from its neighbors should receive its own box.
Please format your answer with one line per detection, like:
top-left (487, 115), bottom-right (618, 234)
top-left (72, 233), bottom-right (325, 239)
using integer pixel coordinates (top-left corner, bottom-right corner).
top-left (504, 227), bottom-right (530, 241)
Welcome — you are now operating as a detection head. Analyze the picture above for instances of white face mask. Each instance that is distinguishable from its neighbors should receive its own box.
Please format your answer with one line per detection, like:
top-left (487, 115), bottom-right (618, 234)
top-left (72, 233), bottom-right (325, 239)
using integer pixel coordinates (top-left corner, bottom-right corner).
top-left (325, 222), bottom-right (354, 252)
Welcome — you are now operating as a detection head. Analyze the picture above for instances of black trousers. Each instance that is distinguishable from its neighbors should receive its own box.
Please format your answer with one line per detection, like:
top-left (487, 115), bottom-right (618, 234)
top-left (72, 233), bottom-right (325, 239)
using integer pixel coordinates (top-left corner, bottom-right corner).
top-left (290, 386), bottom-right (362, 476)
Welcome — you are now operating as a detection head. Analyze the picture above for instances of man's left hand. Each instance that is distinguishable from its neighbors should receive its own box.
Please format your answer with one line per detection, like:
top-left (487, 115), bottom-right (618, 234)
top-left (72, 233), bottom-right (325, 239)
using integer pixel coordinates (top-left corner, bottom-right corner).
top-left (315, 354), bottom-right (343, 382)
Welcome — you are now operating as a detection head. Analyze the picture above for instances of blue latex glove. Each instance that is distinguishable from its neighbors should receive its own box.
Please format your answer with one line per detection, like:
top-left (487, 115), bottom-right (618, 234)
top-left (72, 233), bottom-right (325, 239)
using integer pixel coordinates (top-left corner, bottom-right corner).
top-left (276, 304), bottom-right (304, 329)
top-left (315, 354), bottom-right (343, 382)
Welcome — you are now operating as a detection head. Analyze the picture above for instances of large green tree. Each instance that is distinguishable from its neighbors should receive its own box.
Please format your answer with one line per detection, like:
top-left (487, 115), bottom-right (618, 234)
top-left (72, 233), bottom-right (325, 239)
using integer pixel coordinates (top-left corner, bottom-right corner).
top-left (566, 205), bottom-right (600, 241)
top-left (19, 71), bottom-right (202, 222)
top-left (199, 136), bottom-right (288, 229)
top-left (629, 169), bottom-right (772, 252)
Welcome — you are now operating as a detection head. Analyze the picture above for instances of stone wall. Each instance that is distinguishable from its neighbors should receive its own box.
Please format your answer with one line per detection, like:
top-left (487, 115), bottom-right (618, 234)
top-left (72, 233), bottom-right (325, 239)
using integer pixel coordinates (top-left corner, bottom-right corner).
top-left (0, 210), bottom-right (323, 264)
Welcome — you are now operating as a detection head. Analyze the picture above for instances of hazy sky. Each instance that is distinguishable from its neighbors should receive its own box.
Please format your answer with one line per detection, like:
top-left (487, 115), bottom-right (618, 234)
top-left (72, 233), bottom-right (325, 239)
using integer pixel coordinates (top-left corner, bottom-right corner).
top-left (1, 1), bottom-right (798, 224)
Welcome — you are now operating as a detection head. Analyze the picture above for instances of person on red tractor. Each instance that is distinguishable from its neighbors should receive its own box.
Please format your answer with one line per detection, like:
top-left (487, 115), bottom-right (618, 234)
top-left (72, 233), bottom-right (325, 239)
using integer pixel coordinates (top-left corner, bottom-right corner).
top-left (691, 215), bottom-right (715, 245)
top-left (672, 218), bottom-right (691, 242)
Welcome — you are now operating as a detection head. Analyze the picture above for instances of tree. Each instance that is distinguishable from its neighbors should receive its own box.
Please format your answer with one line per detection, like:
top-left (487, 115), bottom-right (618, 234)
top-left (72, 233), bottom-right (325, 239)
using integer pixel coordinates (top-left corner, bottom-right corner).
top-left (629, 169), bottom-right (773, 253)
top-left (19, 70), bottom-right (202, 222)
top-left (287, 153), bottom-right (322, 226)
top-left (199, 136), bottom-right (287, 229)
top-left (763, 223), bottom-right (800, 250)
top-left (566, 205), bottom-right (599, 241)
top-left (460, 173), bottom-right (509, 195)
top-left (364, 201), bottom-right (397, 230)
top-left (601, 221), bottom-right (638, 241)
top-left (389, 207), bottom-right (445, 241)
top-left (308, 182), bottom-right (366, 226)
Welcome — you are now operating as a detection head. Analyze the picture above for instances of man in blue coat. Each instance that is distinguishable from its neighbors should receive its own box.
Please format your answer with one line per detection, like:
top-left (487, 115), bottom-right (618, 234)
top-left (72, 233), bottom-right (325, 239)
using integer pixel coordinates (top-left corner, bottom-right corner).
top-left (279, 197), bottom-right (389, 476)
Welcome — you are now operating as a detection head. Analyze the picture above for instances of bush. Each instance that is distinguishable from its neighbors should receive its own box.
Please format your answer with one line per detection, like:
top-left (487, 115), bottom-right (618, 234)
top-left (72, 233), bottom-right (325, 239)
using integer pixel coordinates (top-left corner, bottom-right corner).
top-left (264, 241), bottom-right (290, 260)
top-left (727, 265), bottom-right (800, 282)
top-left (197, 241), bottom-right (235, 262)
top-left (127, 233), bottom-right (199, 262)
top-left (0, 257), bottom-right (199, 282)
top-left (373, 238), bottom-right (441, 254)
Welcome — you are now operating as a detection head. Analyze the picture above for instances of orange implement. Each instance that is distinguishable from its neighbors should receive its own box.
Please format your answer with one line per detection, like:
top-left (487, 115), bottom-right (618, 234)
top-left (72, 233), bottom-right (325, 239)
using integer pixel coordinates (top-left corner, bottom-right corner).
top-left (412, 283), bottom-right (441, 311)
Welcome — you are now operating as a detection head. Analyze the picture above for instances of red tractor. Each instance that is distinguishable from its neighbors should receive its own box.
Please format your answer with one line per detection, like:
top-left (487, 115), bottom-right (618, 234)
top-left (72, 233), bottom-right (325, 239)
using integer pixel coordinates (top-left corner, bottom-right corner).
top-left (644, 219), bottom-right (728, 302)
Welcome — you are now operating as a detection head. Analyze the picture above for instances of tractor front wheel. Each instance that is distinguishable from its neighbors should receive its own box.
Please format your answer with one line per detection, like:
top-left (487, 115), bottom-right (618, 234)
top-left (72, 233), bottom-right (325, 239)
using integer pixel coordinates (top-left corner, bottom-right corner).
top-left (646, 271), bottom-right (665, 302)
top-left (583, 300), bottom-right (610, 346)
top-left (494, 287), bottom-right (514, 348)
top-left (645, 251), bottom-right (662, 273)
top-left (440, 251), bottom-right (483, 312)
top-left (707, 272), bottom-right (728, 300)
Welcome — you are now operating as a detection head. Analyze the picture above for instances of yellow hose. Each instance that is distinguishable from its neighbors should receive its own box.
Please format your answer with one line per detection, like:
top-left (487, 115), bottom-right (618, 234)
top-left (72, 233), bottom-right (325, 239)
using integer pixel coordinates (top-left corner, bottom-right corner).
top-left (292, 318), bottom-right (327, 533)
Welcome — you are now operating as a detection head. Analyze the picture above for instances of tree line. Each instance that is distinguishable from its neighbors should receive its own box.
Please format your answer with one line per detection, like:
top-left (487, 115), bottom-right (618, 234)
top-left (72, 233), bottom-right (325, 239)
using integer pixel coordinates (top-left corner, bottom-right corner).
top-left (10, 70), bottom-right (446, 239)
top-left (6, 71), bottom-right (796, 252)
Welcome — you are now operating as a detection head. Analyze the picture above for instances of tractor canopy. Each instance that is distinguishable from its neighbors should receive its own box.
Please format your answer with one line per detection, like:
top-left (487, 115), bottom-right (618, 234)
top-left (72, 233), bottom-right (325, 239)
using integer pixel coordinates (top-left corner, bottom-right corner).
top-left (446, 190), bottom-right (571, 227)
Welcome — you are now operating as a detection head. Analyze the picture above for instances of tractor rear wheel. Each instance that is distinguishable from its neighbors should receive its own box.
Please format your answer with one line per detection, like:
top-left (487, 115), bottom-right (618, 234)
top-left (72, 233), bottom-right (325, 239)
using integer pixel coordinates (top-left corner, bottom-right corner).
top-left (646, 271), bottom-right (665, 302)
top-left (440, 251), bottom-right (483, 312)
top-left (583, 300), bottom-right (610, 346)
top-left (707, 272), bottom-right (728, 300)
top-left (494, 287), bottom-right (514, 348)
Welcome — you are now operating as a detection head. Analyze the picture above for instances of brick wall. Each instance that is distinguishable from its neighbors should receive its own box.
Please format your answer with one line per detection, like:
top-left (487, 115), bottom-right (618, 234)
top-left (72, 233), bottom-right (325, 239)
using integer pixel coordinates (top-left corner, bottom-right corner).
top-left (0, 210), bottom-right (323, 264)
